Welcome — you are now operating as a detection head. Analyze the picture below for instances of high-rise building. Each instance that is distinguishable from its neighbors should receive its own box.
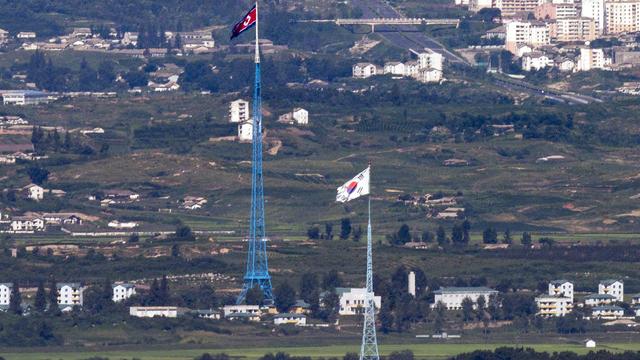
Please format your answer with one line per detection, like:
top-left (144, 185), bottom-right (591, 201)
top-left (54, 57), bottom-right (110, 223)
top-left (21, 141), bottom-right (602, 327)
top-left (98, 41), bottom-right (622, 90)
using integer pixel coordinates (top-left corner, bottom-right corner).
top-left (229, 99), bottom-right (250, 123)
top-left (604, 0), bottom-right (640, 34)
top-left (553, 17), bottom-right (597, 42)
top-left (497, 0), bottom-right (544, 17)
top-left (582, 0), bottom-right (605, 34)
top-left (505, 21), bottom-right (551, 54)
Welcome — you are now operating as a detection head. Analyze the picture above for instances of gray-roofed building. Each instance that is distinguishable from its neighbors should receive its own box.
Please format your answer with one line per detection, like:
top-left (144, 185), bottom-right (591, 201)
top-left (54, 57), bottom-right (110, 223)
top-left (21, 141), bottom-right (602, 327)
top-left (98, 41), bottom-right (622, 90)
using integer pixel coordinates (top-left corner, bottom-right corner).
top-left (274, 313), bottom-right (306, 326)
top-left (57, 282), bottom-right (85, 308)
top-left (592, 305), bottom-right (624, 319)
top-left (584, 293), bottom-right (617, 307)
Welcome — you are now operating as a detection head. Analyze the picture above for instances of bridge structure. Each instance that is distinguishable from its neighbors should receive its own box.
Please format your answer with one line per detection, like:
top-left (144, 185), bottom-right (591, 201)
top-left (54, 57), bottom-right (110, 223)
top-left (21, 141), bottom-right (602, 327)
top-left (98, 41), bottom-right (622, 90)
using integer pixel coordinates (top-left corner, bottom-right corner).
top-left (296, 18), bottom-right (460, 32)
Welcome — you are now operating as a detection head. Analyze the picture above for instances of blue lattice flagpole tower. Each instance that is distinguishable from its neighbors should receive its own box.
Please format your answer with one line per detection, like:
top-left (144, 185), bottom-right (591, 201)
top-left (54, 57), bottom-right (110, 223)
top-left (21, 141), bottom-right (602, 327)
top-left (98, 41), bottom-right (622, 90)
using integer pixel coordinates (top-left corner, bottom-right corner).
top-left (360, 165), bottom-right (379, 360)
top-left (236, 0), bottom-right (274, 305)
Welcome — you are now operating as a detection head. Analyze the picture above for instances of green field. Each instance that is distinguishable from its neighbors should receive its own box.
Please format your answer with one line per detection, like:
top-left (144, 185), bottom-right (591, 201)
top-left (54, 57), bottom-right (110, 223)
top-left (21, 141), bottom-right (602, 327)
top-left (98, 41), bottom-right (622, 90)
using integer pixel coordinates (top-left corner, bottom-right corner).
top-left (5, 342), bottom-right (640, 360)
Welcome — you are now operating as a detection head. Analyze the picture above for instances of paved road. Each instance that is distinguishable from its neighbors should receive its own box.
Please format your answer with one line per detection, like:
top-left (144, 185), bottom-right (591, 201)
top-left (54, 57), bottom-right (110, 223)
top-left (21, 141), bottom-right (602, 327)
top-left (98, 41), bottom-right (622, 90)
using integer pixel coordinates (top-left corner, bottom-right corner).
top-left (350, 0), bottom-right (467, 64)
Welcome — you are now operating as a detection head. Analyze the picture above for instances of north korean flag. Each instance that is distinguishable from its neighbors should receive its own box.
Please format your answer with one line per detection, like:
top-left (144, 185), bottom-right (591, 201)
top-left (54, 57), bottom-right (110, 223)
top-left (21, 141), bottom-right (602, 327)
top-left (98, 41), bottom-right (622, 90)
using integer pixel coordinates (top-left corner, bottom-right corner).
top-left (231, 5), bottom-right (257, 40)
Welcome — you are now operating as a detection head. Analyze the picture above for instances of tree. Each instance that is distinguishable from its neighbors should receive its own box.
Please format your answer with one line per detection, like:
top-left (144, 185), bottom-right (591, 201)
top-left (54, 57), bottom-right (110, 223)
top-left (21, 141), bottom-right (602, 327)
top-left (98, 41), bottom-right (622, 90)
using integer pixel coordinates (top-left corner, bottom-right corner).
top-left (299, 273), bottom-right (318, 303)
top-left (274, 281), bottom-right (296, 312)
top-left (27, 166), bottom-right (49, 185)
top-left (461, 297), bottom-right (474, 322)
top-left (48, 281), bottom-right (58, 312)
top-left (324, 223), bottom-right (333, 240)
top-left (322, 270), bottom-right (342, 290)
top-left (462, 220), bottom-right (471, 244)
top-left (482, 227), bottom-right (498, 244)
top-left (503, 229), bottom-right (512, 244)
top-left (451, 224), bottom-right (464, 245)
top-left (434, 301), bottom-right (446, 332)
top-left (352, 225), bottom-right (363, 242)
top-left (123, 70), bottom-right (148, 88)
top-left (245, 285), bottom-right (265, 305)
top-left (343, 353), bottom-right (359, 360)
top-left (379, 303), bottom-right (394, 333)
top-left (128, 233), bottom-right (140, 243)
top-left (436, 225), bottom-right (448, 246)
top-left (421, 230), bottom-right (434, 243)
top-left (521, 232), bottom-right (532, 247)
top-left (171, 244), bottom-right (180, 257)
top-left (175, 224), bottom-right (195, 241)
top-left (159, 275), bottom-right (170, 305)
top-left (395, 224), bottom-right (411, 245)
top-left (307, 226), bottom-right (320, 240)
top-left (9, 282), bottom-right (22, 315)
top-left (340, 218), bottom-right (352, 240)
top-left (476, 296), bottom-right (486, 321)
top-left (34, 281), bottom-right (47, 312)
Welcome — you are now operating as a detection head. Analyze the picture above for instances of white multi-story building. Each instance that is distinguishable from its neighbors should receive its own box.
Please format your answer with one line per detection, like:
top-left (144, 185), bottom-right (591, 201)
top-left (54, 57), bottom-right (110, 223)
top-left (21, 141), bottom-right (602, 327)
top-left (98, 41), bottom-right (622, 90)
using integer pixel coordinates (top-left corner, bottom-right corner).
top-left (599, 279), bottom-right (624, 302)
top-left (404, 61), bottom-right (420, 77)
top-left (238, 121), bottom-right (253, 142)
top-left (535, 295), bottom-right (573, 317)
top-left (553, 17), bottom-right (597, 42)
top-left (505, 21), bottom-right (550, 54)
top-left (577, 48), bottom-right (610, 71)
top-left (0, 283), bottom-right (12, 308)
top-left (604, 0), bottom-right (640, 34)
top-left (522, 52), bottom-right (554, 71)
top-left (416, 68), bottom-right (443, 83)
top-left (592, 305), bottom-right (624, 319)
top-left (336, 287), bottom-right (382, 315)
top-left (23, 183), bottom-right (44, 201)
top-left (417, 51), bottom-right (444, 71)
top-left (582, 0), bottom-right (605, 34)
top-left (384, 62), bottom-right (406, 76)
top-left (57, 283), bottom-right (85, 308)
top-left (432, 287), bottom-right (498, 310)
top-left (549, 280), bottom-right (574, 302)
top-left (278, 108), bottom-right (309, 125)
top-left (497, 0), bottom-right (545, 17)
top-left (470, 0), bottom-right (495, 11)
top-left (112, 283), bottom-right (137, 303)
top-left (229, 99), bottom-right (250, 123)
top-left (352, 63), bottom-right (378, 78)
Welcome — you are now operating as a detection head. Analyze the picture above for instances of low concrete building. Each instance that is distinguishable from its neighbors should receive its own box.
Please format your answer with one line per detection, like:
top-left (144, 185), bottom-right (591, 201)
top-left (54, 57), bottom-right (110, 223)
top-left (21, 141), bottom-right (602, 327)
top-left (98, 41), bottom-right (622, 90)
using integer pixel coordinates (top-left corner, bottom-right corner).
top-left (274, 313), bottom-right (307, 326)
top-left (0, 90), bottom-right (50, 105)
top-left (130, 306), bottom-right (184, 318)
top-left (238, 121), bottom-right (253, 142)
top-left (433, 287), bottom-right (499, 310)
top-left (584, 293), bottom-right (617, 307)
top-left (223, 304), bottom-right (261, 317)
top-left (592, 305), bottom-right (624, 319)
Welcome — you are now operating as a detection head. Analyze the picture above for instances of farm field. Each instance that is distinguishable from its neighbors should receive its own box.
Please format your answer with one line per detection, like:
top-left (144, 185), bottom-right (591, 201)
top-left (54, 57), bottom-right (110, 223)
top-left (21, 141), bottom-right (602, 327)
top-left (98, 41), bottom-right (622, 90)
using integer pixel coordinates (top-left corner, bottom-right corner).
top-left (5, 342), bottom-right (640, 360)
